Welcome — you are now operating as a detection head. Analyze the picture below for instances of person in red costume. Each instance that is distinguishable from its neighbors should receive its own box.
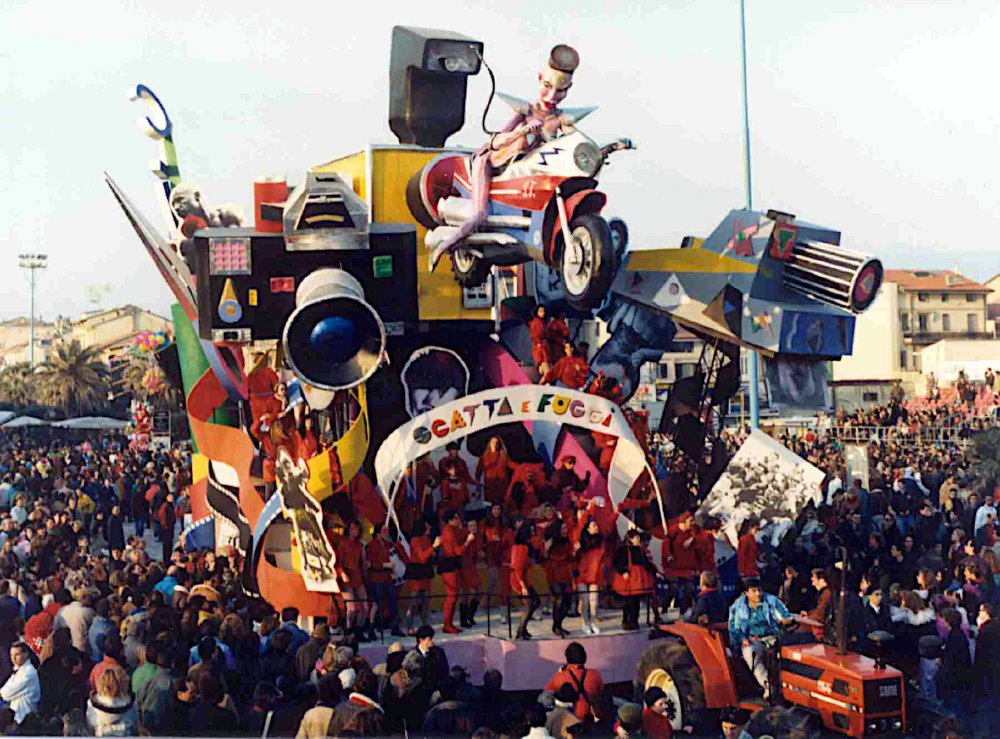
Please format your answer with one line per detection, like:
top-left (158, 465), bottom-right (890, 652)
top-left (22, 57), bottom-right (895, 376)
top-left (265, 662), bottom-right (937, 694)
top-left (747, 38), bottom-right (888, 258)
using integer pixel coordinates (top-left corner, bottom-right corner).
top-left (246, 354), bottom-right (280, 435)
top-left (299, 415), bottom-right (319, 460)
top-left (257, 414), bottom-right (303, 488)
top-left (335, 519), bottom-right (371, 640)
top-left (737, 516), bottom-right (762, 581)
top-left (544, 519), bottom-right (575, 637)
top-left (436, 509), bottom-right (475, 634)
top-left (475, 436), bottom-right (515, 506)
top-left (439, 460), bottom-right (471, 517)
top-left (696, 516), bottom-right (719, 575)
top-left (661, 511), bottom-right (700, 616)
top-left (529, 304), bottom-right (551, 373)
top-left (575, 518), bottom-right (605, 634)
top-left (459, 519), bottom-right (483, 627)
top-left (507, 462), bottom-right (546, 515)
top-left (402, 453), bottom-right (438, 521)
top-left (482, 504), bottom-right (513, 624)
top-left (510, 521), bottom-right (541, 640)
top-left (542, 342), bottom-right (591, 389)
top-left (250, 379), bottom-right (286, 443)
top-left (403, 519), bottom-right (435, 634)
top-left (366, 523), bottom-right (406, 637)
top-left (612, 527), bottom-right (657, 631)
top-left (546, 309), bottom-right (571, 362)
top-left (437, 442), bottom-right (472, 484)
top-left (345, 472), bottom-right (386, 529)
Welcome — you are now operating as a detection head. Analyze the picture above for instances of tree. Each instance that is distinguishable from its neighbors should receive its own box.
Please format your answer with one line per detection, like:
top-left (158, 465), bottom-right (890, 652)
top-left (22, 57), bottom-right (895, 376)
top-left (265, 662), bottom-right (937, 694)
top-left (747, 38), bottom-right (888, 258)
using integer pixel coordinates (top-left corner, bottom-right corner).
top-left (0, 364), bottom-right (36, 408)
top-left (972, 427), bottom-right (1000, 487)
top-left (37, 340), bottom-right (110, 415)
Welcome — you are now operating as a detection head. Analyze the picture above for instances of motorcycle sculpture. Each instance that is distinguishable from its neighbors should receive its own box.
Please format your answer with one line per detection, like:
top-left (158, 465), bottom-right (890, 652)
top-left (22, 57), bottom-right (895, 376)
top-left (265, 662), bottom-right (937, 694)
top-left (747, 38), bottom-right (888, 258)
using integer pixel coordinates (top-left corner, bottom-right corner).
top-left (408, 127), bottom-right (634, 310)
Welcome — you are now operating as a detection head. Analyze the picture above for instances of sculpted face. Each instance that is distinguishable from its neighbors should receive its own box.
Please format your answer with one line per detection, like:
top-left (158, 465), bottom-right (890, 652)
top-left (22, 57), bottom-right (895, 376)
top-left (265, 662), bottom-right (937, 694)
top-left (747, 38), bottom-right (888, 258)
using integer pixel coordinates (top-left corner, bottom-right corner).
top-left (538, 66), bottom-right (572, 110)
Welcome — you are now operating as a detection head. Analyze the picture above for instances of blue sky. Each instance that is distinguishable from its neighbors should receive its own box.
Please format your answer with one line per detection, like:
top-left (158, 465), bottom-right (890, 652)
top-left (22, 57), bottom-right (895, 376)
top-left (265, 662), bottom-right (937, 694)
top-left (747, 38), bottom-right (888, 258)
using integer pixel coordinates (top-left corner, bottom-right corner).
top-left (2, 0), bottom-right (999, 322)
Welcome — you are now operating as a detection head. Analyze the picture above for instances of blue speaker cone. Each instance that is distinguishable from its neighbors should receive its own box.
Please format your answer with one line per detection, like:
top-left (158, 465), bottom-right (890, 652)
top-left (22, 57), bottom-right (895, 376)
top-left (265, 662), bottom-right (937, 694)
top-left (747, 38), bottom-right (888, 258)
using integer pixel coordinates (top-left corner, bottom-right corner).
top-left (310, 316), bottom-right (360, 364)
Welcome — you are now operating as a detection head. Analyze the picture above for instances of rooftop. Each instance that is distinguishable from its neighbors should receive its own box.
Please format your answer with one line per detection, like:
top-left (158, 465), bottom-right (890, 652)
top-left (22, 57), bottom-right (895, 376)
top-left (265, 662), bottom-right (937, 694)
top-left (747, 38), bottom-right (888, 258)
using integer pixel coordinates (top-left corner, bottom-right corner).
top-left (884, 269), bottom-right (990, 293)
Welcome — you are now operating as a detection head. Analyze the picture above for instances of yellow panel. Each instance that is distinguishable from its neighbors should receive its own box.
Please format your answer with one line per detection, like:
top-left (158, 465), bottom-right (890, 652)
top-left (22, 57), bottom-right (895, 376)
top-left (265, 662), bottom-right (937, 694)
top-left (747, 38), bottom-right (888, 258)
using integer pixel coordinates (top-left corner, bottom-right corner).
top-left (306, 385), bottom-right (369, 501)
top-left (314, 147), bottom-right (491, 322)
top-left (626, 247), bottom-right (758, 275)
top-left (192, 453), bottom-right (209, 482)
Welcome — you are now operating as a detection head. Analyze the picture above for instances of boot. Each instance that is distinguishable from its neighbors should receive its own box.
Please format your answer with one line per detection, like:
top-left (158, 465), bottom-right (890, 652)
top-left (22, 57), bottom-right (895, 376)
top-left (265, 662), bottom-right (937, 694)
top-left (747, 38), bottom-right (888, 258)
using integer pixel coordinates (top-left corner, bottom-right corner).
top-left (443, 600), bottom-right (461, 634)
top-left (365, 622), bottom-right (378, 642)
top-left (467, 598), bottom-right (479, 627)
top-left (459, 603), bottom-right (470, 628)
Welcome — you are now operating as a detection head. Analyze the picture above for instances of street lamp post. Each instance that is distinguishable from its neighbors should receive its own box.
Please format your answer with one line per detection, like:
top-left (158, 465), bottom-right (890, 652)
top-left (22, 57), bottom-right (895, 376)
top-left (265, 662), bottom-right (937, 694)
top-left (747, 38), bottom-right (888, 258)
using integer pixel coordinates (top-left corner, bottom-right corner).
top-left (18, 253), bottom-right (47, 369)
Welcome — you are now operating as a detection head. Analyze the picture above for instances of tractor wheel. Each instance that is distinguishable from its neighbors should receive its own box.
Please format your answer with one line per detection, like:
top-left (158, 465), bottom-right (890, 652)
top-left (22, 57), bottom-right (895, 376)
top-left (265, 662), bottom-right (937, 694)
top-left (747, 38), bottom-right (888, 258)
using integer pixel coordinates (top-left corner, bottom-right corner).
top-left (451, 249), bottom-right (491, 288)
top-left (405, 168), bottom-right (441, 230)
top-left (558, 213), bottom-right (615, 311)
top-left (636, 640), bottom-right (707, 733)
top-left (742, 704), bottom-right (821, 739)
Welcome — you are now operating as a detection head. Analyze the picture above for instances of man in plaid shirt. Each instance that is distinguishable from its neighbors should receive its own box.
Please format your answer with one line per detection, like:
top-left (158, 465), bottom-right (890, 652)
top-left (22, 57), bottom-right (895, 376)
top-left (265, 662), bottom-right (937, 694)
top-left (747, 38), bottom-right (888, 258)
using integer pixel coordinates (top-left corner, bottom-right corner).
top-left (728, 578), bottom-right (794, 699)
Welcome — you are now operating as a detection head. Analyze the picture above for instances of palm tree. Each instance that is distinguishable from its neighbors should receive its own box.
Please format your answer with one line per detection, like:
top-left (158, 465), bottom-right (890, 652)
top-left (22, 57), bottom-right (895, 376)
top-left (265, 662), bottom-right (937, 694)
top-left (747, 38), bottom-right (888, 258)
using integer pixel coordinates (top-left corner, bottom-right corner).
top-left (0, 364), bottom-right (35, 408)
top-left (38, 340), bottom-right (110, 415)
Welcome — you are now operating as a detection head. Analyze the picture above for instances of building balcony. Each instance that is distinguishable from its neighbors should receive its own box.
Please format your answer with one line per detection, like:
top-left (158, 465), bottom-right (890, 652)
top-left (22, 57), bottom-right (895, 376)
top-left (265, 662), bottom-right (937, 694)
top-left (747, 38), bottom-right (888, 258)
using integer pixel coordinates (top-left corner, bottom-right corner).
top-left (902, 330), bottom-right (994, 343)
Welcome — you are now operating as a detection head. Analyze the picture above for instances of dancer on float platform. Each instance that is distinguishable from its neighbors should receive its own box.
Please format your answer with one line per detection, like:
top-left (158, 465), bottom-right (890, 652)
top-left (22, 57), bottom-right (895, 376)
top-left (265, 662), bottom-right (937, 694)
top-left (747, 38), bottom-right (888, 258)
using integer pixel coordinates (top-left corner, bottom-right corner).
top-left (428, 44), bottom-right (581, 271)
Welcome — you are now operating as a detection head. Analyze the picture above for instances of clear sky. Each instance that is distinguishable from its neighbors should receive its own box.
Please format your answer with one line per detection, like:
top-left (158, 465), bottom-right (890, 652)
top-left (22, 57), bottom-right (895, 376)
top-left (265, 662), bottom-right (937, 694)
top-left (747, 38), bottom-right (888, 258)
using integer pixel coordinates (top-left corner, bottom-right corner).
top-left (2, 0), bottom-right (998, 323)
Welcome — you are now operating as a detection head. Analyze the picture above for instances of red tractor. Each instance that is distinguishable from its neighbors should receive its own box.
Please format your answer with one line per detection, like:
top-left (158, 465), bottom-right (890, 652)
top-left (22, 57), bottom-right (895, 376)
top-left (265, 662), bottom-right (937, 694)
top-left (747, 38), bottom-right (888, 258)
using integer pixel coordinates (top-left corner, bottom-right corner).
top-left (637, 622), bottom-right (905, 737)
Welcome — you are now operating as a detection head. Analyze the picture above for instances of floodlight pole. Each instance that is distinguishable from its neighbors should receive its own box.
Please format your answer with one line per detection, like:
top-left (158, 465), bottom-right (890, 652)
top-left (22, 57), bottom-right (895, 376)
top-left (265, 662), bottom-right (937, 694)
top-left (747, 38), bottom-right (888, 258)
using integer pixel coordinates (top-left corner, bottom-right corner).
top-left (739, 0), bottom-right (760, 429)
top-left (18, 253), bottom-right (48, 369)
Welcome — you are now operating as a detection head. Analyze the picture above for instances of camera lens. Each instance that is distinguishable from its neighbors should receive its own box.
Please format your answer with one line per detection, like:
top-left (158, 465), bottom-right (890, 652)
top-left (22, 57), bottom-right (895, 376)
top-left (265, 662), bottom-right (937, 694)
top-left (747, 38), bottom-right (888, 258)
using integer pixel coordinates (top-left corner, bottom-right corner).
top-left (310, 316), bottom-right (361, 364)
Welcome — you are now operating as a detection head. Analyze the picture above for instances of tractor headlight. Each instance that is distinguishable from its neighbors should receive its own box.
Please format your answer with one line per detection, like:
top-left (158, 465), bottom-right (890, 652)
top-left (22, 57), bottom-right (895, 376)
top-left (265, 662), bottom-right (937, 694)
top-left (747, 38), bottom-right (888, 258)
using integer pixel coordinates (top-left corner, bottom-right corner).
top-left (573, 142), bottom-right (602, 177)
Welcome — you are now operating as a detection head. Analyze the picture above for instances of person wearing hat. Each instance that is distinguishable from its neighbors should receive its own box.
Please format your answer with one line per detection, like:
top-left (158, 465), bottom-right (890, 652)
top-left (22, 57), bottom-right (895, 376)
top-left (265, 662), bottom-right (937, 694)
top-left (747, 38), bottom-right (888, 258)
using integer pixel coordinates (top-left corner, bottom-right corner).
top-left (718, 705), bottom-right (750, 739)
top-left (428, 43), bottom-right (581, 271)
top-left (614, 702), bottom-right (646, 739)
top-left (544, 642), bottom-right (607, 723)
top-left (640, 687), bottom-right (673, 738)
top-left (546, 683), bottom-right (581, 738)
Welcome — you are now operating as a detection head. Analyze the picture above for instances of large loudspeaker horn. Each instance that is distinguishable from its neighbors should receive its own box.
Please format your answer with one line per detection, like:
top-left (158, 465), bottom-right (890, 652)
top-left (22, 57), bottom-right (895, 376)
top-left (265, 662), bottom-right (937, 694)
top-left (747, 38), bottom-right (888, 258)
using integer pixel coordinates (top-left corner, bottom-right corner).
top-left (282, 268), bottom-right (386, 391)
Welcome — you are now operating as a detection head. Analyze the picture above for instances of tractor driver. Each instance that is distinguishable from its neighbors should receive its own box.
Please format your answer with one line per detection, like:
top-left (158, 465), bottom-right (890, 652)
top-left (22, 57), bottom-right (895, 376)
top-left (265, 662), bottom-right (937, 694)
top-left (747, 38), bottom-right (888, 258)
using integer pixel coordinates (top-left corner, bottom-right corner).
top-left (427, 44), bottom-right (580, 271)
top-left (727, 578), bottom-right (795, 700)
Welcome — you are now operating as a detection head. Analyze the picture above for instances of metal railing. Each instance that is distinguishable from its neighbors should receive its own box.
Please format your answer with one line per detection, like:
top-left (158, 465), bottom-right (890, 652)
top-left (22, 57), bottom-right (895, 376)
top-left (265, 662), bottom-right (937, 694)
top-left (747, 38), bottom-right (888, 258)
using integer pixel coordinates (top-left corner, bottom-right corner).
top-left (825, 424), bottom-right (980, 448)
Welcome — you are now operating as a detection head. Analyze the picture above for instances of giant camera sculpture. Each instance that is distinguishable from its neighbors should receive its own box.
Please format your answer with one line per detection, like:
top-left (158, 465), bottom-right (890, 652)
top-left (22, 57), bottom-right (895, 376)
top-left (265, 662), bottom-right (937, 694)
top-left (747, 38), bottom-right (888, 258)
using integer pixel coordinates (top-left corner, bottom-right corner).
top-left (188, 172), bottom-right (418, 392)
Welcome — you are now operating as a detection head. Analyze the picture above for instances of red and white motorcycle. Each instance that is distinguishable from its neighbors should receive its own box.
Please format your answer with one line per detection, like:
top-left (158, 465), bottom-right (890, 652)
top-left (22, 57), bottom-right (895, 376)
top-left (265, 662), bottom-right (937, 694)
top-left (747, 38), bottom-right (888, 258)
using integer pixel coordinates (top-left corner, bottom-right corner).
top-left (407, 128), bottom-right (634, 310)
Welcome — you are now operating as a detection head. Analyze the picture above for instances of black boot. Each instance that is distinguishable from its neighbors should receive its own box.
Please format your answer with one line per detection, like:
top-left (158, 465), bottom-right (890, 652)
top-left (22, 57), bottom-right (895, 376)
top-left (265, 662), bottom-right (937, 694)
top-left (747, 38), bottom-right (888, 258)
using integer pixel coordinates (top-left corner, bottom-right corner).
top-left (467, 598), bottom-right (479, 627)
top-left (459, 603), bottom-right (470, 628)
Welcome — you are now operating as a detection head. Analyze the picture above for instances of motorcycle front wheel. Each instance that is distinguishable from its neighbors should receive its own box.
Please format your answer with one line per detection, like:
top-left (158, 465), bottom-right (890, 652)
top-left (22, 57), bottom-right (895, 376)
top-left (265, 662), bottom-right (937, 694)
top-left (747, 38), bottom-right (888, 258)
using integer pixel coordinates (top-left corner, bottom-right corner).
top-left (559, 213), bottom-right (615, 311)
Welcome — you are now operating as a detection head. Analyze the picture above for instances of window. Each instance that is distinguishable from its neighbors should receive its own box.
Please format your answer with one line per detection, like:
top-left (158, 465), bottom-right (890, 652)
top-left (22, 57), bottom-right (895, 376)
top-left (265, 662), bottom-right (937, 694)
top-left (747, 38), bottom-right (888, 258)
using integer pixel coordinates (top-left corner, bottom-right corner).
top-left (941, 293), bottom-right (949, 303)
top-left (917, 292), bottom-right (928, 302)
top-left (966, 293), bottom-right (978, 302)
top-left (900, 350), bottom-right (907, 370)
top-left (657, 363), bottom-right (671, 380)
top-left (918, 313), bottom-right (929, 331)
top-left (968, 314), bottom-right (978, 332)
top-left (942, 314), bottom-right (951, 331)
top-left (900, 313), bottom-right (910, 331)
top-left (672, 341), bottom-right (696, 353)
top-left (677, 362), bottom-right (697, 379)
top-left (863, 391), bottom-right (878, 402)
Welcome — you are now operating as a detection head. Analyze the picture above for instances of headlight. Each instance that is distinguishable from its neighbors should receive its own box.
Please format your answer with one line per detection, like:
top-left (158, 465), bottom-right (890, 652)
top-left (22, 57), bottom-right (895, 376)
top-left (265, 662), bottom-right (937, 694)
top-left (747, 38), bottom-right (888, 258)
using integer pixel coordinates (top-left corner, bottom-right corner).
top-left (573, 142), bottom-right (602, 177)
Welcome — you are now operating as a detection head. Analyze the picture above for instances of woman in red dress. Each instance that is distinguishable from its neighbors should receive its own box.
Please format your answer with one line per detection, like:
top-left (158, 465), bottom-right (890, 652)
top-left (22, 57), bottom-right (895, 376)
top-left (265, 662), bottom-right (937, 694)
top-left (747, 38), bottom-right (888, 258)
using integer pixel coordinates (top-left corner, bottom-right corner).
top-left (510, 521), bottom-right (541, 640)
top-left (575, 518), bottom-right (606, 634)
top-left (612, 527), bottom-right (657, 631)
top-left (335, 519), bottom-right (370, 640)
top-left (544, 519), bottom-right (575, 637)
top-left (482, 504), bottom-right (513, 623)
top-left (403, 519), bottom-right (435, 634)
top-left (476, 437), bottom-right (515, 506)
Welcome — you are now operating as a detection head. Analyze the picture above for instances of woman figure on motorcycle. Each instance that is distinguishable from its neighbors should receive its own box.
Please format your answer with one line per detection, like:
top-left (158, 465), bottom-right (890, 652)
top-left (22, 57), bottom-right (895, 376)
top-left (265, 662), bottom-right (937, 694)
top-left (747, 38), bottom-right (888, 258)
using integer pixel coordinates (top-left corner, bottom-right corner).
top-left (428, 44), bottom-right (580, 271)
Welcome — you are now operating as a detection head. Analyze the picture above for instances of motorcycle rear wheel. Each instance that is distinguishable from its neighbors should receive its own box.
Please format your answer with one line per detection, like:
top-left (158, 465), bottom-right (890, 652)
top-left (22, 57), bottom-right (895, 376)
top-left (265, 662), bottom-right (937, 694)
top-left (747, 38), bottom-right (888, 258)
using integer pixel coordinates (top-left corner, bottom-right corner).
top-left (559, 213), bottom-right (615, 311)
top-left (451, 249), bottom-right (491, 288)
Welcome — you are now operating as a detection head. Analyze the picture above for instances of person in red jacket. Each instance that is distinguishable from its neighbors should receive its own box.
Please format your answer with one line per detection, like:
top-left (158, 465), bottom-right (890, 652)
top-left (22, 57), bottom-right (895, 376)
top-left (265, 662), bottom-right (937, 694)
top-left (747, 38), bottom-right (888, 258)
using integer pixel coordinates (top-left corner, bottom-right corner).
top-left (482, 504), bottom-right (514, 623)
top-left (541, 342), bottom-right (590, 389)
top-left (437, 509), bottom-right (474, 634)
top-left (439, 460), bottom-right (471, 517)
top-left (575, 518), bottom-right (605, 634)
top-left (507, 462), bottom-right (546, 515)
top-left (475, 437), bottom-right (515, 506)
top-left (403, 519), bottom-right (435, 634)
top-left (510, 521), bottom-right (541, 639)
top-left (544, 519), bottom-right (575, 637)
top-left (437, 442), bottom-right (472, 484)
top-left (736, 517), bottom-right (762, 581)
top-left (546, 309), bottom-right (571, 361)
top-left (544, 641), bottom-right (608, 724)
top-left (695, 516), bottom-right (720, 575)
top-left (662, 512), bottom-right (700, 615)
top-left (460, 518), bottom-right (483, 627)
top-left (529, 304), bottom-right (551, 373)
top-left (335, 519), bottom-right (370, 640)
top-left (366, 523), bottom-right (406, 637)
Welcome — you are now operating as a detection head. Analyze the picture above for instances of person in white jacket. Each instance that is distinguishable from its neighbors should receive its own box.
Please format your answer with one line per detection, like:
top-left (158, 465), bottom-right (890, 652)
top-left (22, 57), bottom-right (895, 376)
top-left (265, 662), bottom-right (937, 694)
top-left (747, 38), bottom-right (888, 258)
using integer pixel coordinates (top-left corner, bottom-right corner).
top-left (0, 642), bottom-right (40, 724)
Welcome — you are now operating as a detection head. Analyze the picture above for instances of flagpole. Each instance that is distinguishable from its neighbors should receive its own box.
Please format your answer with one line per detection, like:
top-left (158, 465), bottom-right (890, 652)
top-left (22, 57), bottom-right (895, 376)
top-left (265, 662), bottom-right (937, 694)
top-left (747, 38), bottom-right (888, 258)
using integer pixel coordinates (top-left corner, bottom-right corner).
top-left (739, 0), bottom-right (760, 429)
